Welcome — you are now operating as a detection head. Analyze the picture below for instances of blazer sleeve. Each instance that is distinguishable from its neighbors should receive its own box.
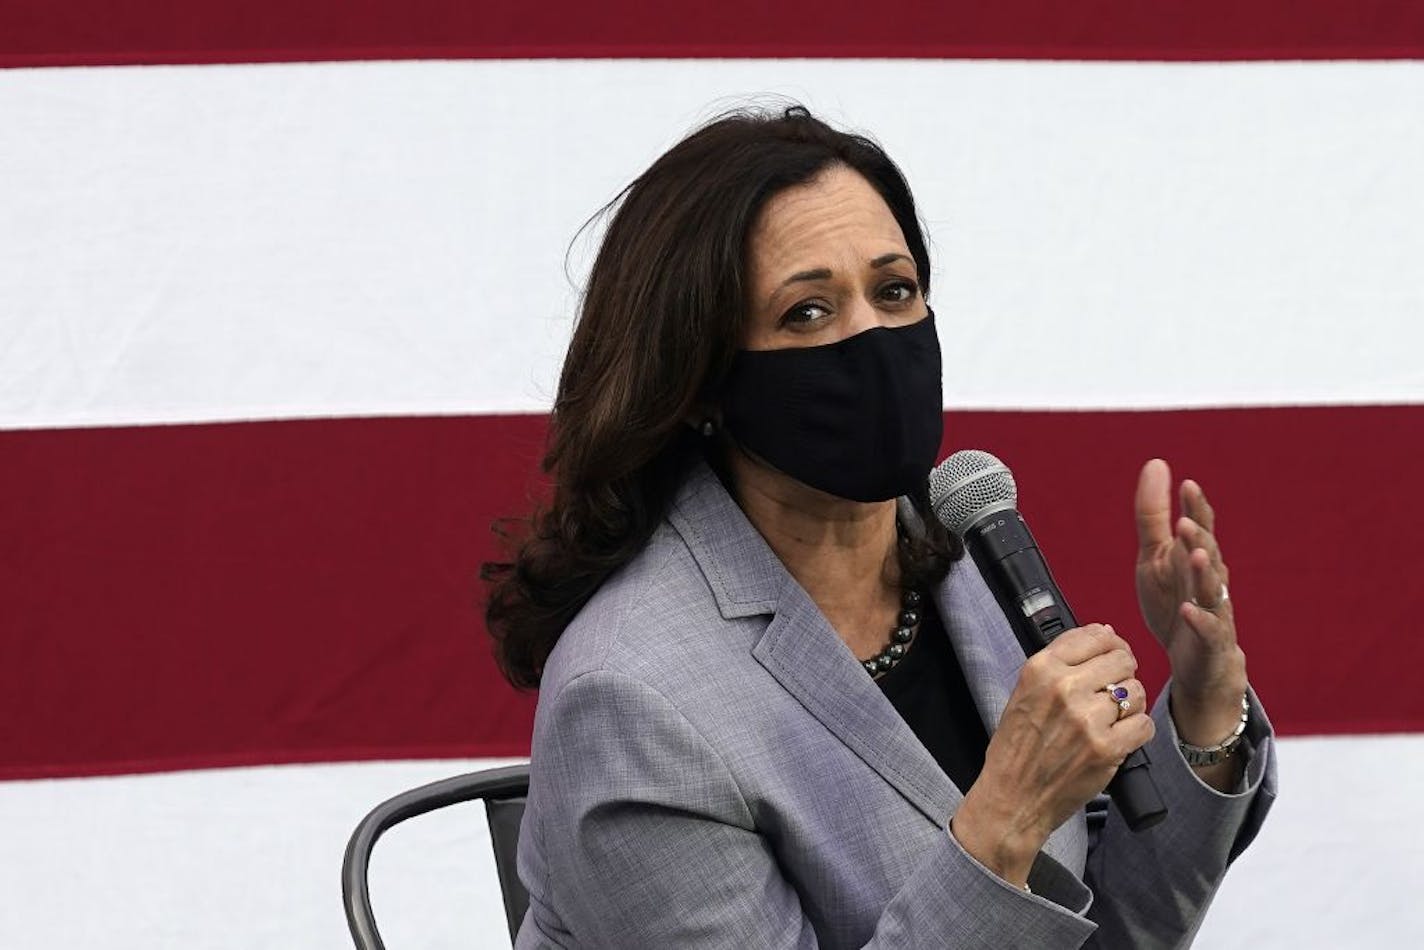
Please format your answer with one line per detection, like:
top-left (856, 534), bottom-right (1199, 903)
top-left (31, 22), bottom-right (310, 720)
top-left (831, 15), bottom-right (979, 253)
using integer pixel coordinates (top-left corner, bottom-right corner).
top-left (518, 668), bottom-right (1099, 949)
top-left (1082, 682), bottom-right (1278, 949)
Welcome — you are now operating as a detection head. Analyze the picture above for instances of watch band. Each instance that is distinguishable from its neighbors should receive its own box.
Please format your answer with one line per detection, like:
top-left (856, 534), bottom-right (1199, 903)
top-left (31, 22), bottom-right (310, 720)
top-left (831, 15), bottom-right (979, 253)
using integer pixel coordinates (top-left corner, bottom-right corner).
top-left (1178, 693), bottom-right (1250, 767)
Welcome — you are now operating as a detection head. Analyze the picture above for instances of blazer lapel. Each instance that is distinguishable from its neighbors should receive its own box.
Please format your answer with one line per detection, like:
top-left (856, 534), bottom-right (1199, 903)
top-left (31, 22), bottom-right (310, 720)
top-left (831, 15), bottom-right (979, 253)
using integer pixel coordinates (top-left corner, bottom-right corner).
top-left (752, 582), bottom-right (958, 829)
top-left (934, 556), bottom-right (1025, 740)
top-left (936, 554), bottom-right (1090, 868)
top-left (670, 461), bottom-right (956, 828)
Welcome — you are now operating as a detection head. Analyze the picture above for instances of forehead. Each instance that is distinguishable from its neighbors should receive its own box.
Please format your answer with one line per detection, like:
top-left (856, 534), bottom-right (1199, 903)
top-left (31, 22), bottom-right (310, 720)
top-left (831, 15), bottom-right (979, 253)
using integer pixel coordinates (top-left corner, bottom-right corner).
top-left (747, 165), bottom-right (908, 277)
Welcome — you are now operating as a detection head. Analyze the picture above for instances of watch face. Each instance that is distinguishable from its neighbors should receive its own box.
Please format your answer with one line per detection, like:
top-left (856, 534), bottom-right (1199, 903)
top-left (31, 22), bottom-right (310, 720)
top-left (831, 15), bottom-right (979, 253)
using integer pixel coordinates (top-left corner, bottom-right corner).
top-left (1180, 738), bottom-right (1238, 767)
top-left (1182, 746), bottom-right (1218, 767)
top-left (1180, 695), bottom-right (1250, 768)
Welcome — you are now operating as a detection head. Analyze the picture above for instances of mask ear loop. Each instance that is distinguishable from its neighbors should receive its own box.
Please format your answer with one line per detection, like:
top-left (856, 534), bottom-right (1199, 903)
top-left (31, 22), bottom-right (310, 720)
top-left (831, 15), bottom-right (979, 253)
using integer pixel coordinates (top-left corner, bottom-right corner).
top-left (895, 494), bottom-right (927, 540)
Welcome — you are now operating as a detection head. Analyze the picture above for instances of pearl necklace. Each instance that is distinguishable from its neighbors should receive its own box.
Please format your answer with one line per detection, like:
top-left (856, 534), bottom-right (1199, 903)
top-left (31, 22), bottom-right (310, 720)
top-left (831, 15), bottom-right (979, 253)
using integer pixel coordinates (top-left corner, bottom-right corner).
top-left (862, 589), bottom-right (923, 677)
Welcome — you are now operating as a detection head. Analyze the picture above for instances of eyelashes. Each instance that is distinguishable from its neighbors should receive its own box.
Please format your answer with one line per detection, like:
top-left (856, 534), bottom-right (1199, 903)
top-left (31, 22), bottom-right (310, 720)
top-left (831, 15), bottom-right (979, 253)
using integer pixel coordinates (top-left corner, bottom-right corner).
top-left (777, 279), bottom-right (921, 328)
top-left (780, 301), bottom-right (831, 326)
top-left (879, 280), bottom-right (918, 305)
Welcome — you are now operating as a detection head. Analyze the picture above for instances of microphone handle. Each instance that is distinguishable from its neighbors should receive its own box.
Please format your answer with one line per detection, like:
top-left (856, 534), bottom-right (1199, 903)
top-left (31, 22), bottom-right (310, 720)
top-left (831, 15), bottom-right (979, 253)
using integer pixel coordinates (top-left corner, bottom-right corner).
top-left (964, 511), bottom-right (1168, 832)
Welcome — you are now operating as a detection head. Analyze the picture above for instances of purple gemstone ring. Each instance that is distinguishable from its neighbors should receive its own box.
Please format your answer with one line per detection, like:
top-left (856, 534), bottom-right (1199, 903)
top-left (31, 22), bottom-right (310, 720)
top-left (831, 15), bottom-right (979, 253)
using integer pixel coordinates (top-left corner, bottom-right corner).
top-left (1103, 683), bottom-right (1132, 718)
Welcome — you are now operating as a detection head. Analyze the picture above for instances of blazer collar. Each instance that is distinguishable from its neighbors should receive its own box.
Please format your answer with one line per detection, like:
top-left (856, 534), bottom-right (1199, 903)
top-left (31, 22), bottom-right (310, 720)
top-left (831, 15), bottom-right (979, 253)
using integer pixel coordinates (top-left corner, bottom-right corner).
top-left (667, 460), bottom-right (783, 620)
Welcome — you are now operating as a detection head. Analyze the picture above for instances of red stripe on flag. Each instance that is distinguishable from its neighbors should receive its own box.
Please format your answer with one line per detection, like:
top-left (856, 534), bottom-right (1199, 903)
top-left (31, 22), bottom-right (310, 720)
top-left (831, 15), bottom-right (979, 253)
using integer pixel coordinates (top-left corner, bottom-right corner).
top-left (3, 0), bottom-right (1424, 68)
top-left (2, 414), bottom-right (547, 780)
top-left (2, 406), bottom-right (1419, 780)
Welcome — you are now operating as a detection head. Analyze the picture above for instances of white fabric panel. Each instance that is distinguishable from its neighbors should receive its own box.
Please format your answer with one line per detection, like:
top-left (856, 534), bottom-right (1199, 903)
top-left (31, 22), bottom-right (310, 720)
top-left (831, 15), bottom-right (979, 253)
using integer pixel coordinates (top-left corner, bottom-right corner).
top-left (0, 758), bottom-right (526, 949)
top-left (1, 738), bottom-right (1419, 949)
top-left (2, 59), bottom-right (1422, 430)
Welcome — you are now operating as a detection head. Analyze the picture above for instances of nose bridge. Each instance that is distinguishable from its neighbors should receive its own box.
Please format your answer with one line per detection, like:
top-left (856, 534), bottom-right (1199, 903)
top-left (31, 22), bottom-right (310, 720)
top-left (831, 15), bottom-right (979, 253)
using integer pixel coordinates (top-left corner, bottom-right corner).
top-left (841, 294), bottom-right (884, 336)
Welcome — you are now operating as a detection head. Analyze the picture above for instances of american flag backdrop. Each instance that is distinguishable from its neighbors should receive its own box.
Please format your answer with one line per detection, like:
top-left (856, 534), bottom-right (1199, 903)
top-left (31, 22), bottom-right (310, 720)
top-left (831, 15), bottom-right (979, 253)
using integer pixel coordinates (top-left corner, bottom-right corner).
top-left (2, 2), bottom-right (1422, 947)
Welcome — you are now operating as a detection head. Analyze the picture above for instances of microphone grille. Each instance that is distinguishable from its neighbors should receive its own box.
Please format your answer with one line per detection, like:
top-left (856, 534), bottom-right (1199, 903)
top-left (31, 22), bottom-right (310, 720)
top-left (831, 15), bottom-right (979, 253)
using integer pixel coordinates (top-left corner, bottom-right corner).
top-left (929, 449), bottom-right (1018, 536)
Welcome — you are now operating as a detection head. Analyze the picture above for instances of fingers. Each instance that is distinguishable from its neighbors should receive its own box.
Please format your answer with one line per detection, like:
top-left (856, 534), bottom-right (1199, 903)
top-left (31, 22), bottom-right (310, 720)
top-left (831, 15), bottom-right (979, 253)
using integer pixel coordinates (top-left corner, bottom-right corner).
top-left (1134, 458), bottom-right (1173, 553)
top-left (1042, 623), bottom-right (1132, 666)
top-left (1108, 678), bottom-right (1150, 722)
top-left (1051, 626), bottom-right (1152, 723)
top-left (1177, 478), bottom-right (1225, 577)
top-left (1075, 675), bottom-right (1155, 764)
top-left (1180, 479), bottom-right (1216, 535)
top-left (1179, 566), bottom-right (1238, 648)
top-left (987, 630), bottom-right (1158, 840)
top-left (1034, 625), bottom-right (1148, 730)
top-left (1176, 516), bottom-right (1222, 564)
top-left (1176, 516), bottom-right (1231, 603)
top-left (1079, 675), bottom-right (1148, 726)
top-left (1106, 704), bottom-right (1157, 761)
top-left (1171, 475), bottom-right (1232, 609)
top-left (1074, 649), bottom-right (1139, 698)
top-left (1143, 463), bottom-right (1225, 565)
top-left (1190, 547), bottom-right (1228, 609)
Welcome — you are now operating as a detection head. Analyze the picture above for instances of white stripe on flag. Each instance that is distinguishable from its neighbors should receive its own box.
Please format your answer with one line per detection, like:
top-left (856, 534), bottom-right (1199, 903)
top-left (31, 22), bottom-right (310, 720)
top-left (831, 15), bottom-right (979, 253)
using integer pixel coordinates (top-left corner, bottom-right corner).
top-left (1, 738), bottom-right (1420, 948)
top-left (2, 59), bottom-right (1422, 431)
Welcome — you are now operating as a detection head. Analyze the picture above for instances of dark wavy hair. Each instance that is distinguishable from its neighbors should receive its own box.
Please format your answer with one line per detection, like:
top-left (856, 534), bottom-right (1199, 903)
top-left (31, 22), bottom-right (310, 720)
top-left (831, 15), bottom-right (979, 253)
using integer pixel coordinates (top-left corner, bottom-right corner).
top-left (483, 105), bottom-right (962, 689)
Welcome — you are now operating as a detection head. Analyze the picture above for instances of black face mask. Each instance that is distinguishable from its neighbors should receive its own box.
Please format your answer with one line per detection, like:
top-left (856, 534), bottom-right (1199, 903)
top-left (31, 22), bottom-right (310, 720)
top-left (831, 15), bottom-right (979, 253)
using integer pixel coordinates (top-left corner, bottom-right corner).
top-left (719, 312), bottom-right (943, 503)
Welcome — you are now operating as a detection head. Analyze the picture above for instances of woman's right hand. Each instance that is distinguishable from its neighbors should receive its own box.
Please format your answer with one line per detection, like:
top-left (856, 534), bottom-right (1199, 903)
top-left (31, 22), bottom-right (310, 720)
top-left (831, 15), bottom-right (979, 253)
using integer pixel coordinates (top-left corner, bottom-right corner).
top-left (949, 623), bottom-right (1155, 887)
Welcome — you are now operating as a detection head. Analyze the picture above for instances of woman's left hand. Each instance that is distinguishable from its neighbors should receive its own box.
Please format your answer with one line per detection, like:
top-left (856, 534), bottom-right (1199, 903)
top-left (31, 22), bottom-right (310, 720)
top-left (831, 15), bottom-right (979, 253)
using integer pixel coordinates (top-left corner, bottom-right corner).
top-left (1134, 458), bottom-right (1249, 748)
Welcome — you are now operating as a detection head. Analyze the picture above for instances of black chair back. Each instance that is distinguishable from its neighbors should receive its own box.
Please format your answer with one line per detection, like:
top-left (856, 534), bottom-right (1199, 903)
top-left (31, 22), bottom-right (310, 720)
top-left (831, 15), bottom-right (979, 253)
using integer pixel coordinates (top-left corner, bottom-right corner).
top-left (342, 763), bottom-right (531, 949)
top-left (486, 795), bottom-right (529, 936)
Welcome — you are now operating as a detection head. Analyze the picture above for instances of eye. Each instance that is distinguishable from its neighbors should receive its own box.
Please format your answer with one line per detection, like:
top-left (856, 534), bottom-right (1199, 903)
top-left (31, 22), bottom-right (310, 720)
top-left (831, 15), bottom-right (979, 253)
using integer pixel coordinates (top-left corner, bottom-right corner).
top-left (879, 280), bottom-right (919, 304)
top-left (779, 301), bottom-right (832, 327)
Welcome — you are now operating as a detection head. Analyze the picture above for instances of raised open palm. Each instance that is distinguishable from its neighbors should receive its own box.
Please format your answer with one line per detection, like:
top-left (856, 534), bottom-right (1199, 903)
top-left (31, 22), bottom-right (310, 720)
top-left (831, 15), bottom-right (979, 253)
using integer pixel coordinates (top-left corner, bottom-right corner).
top-left (1133, 459), bottom-right (1245, 711)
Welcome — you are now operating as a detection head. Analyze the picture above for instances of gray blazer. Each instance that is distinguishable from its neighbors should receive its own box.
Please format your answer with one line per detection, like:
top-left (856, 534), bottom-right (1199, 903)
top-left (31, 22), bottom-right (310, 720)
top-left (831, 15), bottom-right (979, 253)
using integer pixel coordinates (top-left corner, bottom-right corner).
top-left (515, 460), bottom-right (1277, 948)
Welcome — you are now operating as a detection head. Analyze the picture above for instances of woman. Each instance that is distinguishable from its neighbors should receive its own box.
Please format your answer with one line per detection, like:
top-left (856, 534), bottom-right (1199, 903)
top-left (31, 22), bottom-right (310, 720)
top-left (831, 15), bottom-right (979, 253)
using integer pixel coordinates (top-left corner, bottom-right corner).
top-left (485, 106), bottom-right (1276, 948)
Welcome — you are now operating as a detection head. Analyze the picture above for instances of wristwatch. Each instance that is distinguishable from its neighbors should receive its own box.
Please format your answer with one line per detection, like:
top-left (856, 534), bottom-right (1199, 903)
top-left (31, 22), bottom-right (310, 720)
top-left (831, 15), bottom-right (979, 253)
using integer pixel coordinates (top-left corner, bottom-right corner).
top-left (1178, 693), bottom-right (1250, 767)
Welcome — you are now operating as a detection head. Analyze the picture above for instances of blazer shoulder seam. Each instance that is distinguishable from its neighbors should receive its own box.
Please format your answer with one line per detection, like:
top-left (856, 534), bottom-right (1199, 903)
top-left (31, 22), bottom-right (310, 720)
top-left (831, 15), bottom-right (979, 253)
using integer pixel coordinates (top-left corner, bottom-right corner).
top-left (560, 534), bottom-right (685, 672)
top-left (557, 666), bottom-right (755, 828)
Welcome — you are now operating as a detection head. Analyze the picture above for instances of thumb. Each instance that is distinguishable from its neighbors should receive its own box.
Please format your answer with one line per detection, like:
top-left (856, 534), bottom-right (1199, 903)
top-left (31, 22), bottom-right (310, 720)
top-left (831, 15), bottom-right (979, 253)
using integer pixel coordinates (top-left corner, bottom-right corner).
top-left (1134, 458), bottom-right (1173, 554)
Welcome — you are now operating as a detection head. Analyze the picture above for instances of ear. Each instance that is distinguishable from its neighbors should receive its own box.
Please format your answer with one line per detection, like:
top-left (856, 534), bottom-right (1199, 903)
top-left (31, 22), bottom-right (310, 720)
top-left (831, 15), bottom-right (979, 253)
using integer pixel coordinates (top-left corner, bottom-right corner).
top-left (684, 403), bottom-right (723, 437)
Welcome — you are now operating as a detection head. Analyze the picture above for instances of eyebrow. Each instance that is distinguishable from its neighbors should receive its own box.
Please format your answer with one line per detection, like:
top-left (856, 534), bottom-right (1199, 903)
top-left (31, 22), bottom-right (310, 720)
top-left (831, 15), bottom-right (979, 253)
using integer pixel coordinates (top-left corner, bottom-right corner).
top-left (871, 252), bottom-right (913, 269)
top-left (773, 253), bottom-right (915, 293)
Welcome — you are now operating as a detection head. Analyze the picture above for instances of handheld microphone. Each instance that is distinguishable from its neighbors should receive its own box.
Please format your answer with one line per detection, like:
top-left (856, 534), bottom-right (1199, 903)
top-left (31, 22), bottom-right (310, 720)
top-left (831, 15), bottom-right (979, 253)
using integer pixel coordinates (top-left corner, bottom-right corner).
top-left (928, 449), bottom-right (1167, 832)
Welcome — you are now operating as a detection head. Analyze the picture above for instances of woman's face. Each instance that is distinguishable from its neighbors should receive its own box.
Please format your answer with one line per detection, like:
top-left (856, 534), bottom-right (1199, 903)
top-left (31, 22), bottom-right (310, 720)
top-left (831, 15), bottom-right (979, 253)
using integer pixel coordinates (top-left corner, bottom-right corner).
top-left (742, 164), bottom-right (927, 352)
